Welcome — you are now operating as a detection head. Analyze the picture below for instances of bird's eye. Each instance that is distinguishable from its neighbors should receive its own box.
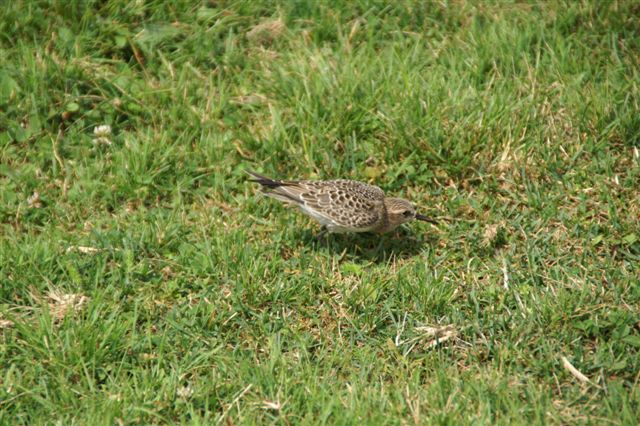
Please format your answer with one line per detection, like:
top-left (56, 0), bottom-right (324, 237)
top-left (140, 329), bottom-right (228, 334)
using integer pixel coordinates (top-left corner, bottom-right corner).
top-left (403, 210), bottom-right (413, 217)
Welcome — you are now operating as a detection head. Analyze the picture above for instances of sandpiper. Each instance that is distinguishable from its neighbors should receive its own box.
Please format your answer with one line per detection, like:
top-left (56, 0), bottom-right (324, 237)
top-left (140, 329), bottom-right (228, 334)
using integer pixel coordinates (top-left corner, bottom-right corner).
top-left (247, 170), bottom-right (437, 234)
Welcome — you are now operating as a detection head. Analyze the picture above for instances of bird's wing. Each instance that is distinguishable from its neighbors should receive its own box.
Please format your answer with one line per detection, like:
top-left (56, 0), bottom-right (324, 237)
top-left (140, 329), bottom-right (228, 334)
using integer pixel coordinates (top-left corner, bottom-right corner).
top-left (247, 172), bottom-right (346, 226)
top-left (248, 171), bottom-right (386, 229)
top-left (299, 180), bottom-right (385, 228)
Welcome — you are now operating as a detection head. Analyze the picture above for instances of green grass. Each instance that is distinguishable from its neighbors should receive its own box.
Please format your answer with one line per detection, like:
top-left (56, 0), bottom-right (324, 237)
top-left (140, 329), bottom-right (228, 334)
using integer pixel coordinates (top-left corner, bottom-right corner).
top-left (1, 0), bottom-right (639, 424)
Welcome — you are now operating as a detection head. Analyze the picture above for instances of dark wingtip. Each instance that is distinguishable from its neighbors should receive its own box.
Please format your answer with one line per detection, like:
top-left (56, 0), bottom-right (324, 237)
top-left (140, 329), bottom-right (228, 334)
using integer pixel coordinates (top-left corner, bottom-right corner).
top-left (245, 169), bottom-right (283, 188)
top-left (415, 213), bottom-right (438, 225)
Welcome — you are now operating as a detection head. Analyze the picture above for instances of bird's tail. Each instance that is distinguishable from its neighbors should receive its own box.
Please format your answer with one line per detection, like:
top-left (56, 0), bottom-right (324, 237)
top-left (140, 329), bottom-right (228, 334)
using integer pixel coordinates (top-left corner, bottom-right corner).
top-left (246, 169), bottom-right (303, 204)
top-left (245, 170), bottom-right (284, 188)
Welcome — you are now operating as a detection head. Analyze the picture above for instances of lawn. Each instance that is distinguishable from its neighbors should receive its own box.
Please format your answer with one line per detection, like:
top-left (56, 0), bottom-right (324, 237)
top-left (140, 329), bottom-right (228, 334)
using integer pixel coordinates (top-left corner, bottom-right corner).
top-left (1, 0), bottom-right (639, 424)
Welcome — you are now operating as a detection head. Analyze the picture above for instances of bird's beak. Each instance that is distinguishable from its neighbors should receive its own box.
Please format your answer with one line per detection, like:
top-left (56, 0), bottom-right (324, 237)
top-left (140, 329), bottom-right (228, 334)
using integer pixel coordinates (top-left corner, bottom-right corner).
top-left (415, 214), bottom-right (438, 224)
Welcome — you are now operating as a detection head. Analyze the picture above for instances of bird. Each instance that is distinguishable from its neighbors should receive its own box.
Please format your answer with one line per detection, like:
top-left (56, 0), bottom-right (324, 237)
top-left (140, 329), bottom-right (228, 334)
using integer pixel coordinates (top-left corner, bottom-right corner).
top-left (247, 170), bottom-right (437, 235)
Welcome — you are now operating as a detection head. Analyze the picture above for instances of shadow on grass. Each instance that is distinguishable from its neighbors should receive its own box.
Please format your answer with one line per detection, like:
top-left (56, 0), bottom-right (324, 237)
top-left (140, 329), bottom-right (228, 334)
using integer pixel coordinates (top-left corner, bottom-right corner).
top-left (295, 226), bottom-right (438, 263)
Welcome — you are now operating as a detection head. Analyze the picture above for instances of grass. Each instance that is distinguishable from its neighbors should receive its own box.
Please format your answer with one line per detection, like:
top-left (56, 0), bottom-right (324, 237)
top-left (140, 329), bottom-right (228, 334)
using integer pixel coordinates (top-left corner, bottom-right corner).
top-left (1, 0), bottom-right (639, 424)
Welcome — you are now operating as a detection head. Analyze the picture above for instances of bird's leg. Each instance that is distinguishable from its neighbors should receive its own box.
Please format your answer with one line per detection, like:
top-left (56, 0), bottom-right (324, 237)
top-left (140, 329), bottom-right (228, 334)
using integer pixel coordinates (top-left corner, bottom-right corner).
top-left (316, 225), bottom-right (329, 239)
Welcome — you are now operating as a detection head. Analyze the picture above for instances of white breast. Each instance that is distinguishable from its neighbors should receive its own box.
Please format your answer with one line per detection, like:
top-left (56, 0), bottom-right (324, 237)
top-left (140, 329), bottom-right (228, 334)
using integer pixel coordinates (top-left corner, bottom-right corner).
top-left (298, 205), bottom-right (335, 226)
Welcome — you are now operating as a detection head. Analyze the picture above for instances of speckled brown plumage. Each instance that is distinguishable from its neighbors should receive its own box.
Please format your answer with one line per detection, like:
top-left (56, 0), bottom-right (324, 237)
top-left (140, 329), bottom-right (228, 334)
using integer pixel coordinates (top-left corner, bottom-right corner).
top-left (247, 170), bottom-right (437, 234)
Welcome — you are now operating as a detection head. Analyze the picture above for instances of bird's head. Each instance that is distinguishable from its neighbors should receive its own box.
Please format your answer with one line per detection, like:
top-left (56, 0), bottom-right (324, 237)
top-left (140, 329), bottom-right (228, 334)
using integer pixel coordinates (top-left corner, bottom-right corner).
top-left (383, 198), bottom-right (437, 231)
